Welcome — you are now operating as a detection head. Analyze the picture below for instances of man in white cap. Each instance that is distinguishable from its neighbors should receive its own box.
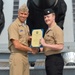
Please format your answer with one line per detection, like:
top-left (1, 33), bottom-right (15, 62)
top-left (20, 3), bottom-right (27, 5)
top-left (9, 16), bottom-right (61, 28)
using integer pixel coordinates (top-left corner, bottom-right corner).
top-left (8, 4), bottom-right (37, 75)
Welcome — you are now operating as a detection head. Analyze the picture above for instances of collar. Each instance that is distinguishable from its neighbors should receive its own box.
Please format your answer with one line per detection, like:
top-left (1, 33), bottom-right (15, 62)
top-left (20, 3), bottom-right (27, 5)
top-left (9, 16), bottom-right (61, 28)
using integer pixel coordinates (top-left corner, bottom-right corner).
top-left (49, 23), bottom-right (57, 30)
top-left (46, 23), bottom-right (57, 33)
top-left (16, 18), bottom-right (25, 26)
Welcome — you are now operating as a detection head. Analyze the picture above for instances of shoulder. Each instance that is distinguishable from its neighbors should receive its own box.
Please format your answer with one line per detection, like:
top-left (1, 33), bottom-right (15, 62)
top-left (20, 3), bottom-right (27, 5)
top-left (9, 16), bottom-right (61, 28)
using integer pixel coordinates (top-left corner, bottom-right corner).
top-left (8, 19), bottom-right (18, 31)
top-left (25, 24), bottom-right (29, 29)
top-left (53, 24), bottom-right (63, 35)
top-left (54, 24), bottom-right (63, 31)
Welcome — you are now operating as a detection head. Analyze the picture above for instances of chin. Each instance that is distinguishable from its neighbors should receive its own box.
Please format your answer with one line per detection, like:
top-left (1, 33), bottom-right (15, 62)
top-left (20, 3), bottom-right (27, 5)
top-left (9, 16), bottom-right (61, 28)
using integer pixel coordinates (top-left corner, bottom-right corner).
top-left (21, 20), bottom-right (25, 23)
top-left (46, 22), bottom-right (51, 25)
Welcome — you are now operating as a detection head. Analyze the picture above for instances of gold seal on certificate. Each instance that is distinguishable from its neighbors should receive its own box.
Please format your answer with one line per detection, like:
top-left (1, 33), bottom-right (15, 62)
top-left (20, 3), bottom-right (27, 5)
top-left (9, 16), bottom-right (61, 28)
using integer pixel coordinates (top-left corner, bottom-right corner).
top-left (31, 29), bottom-right (43, 47)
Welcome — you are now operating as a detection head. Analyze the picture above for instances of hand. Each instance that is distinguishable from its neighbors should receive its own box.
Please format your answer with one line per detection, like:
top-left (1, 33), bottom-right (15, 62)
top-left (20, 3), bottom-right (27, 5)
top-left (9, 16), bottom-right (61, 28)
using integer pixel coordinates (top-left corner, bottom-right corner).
top-left (31, 47), bottom-right (39, 54)
top-left (28, 36), bottom-right (32, 46)
top-left (28, 36), bottom-right (32, 41)
top-left (40, 47), bottom-right (43, 52)
top-left (40, 38), bottom-right (46, 46)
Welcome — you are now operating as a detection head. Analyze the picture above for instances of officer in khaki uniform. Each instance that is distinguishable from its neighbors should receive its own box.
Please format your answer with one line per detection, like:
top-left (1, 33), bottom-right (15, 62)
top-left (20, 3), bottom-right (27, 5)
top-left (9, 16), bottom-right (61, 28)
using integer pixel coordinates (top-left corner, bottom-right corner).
top-left (40, 8), bottom-right (64, 75)
top-left (8, 4), bottom-right (37, 75)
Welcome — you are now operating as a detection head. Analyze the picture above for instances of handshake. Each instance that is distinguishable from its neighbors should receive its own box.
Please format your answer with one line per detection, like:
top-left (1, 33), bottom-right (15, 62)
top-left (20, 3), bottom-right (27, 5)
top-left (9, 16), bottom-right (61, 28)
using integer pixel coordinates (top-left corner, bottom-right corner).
top-left (28, 36), bottom-right (45, 54)
top-left (28, 29), bottom-right (46, 54)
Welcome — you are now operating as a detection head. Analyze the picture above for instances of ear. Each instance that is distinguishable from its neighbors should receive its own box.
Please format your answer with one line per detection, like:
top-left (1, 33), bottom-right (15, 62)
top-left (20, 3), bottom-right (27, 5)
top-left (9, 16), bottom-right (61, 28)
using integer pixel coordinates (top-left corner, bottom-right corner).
top-left (27, 12), bottom-right (29, 16)
top-left (53, 13), bottom-right (55, 20)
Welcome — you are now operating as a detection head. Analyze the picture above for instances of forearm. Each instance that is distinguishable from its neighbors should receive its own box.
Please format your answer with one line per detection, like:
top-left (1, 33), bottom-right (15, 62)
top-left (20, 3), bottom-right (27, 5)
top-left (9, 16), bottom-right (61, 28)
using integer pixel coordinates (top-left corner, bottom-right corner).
top-left (16, 43), bottom-right (32, 52)
top-left (12, 39), bottom-right (32, 52)
top-left (43, 43), bottom-right (64, 50)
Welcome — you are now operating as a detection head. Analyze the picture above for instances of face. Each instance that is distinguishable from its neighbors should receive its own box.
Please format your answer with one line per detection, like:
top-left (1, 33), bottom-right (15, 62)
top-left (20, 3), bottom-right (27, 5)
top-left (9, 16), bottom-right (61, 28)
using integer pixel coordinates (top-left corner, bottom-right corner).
top-left (18, 11), bottom-right (29, 23)
top-left (44, 13), bottom-right (55, 26)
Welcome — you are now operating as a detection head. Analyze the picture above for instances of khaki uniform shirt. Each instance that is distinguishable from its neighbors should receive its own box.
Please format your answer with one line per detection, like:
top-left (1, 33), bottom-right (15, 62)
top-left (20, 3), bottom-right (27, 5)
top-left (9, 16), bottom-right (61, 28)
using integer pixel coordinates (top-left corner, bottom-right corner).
top-left (8, 18), bottom-right (30, 55)
top-left (43, 23), bottom-right (64, 56)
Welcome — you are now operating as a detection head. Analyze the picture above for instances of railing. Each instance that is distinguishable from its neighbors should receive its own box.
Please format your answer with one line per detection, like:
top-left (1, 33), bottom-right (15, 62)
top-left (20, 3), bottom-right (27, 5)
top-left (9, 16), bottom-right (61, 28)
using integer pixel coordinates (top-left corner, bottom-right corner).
top-left (0, 42), bottom-right (75, 75)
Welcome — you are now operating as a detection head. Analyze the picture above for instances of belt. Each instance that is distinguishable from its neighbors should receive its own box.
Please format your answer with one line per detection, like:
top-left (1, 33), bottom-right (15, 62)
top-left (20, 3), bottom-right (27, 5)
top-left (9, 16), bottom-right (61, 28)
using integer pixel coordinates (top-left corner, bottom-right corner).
top-left (46, 53), bottom-right (61, 58)
top-left (11, 52), bottom-right (28, 57)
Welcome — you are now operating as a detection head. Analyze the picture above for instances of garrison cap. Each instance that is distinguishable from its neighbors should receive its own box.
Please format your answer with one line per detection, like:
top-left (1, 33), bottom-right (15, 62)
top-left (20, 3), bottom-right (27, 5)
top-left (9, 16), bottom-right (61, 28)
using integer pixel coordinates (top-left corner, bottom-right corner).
top-left (44, 8), bottom-right (54, 15)
top-left (18, 4), bottom-right (29, 12)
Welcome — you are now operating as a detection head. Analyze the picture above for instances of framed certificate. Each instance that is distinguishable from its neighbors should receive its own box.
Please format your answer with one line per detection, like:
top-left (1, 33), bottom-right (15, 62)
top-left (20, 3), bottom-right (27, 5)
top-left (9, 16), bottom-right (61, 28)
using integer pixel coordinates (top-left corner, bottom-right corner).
top-left (31, 29), bottom-right (44, 47)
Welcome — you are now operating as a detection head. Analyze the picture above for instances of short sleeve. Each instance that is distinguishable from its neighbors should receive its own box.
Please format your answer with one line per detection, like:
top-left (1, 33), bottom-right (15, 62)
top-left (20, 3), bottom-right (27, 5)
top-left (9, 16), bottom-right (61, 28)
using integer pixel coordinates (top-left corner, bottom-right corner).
top-left (8, 24), bottom-right (19, 41)
top-left (53, 28), bottom-right (64, 44)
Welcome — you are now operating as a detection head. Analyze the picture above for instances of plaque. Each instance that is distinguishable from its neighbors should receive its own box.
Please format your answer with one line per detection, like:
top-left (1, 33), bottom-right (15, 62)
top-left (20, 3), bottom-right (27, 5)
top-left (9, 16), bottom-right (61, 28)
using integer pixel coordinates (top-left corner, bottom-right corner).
top-left (31, 29), bottom-right (43, 47)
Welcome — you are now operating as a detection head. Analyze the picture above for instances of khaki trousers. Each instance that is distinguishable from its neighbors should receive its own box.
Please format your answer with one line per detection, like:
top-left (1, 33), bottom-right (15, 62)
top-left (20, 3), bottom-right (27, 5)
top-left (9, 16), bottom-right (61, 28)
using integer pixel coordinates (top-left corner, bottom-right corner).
top-left (9, 53), bottom-right (29, 75)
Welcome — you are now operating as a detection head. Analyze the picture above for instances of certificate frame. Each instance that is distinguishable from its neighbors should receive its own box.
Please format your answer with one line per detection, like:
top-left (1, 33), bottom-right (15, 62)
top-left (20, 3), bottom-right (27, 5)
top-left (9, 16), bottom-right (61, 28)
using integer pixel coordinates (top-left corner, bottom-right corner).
top-left (31, 29), bottom-right (44, 47)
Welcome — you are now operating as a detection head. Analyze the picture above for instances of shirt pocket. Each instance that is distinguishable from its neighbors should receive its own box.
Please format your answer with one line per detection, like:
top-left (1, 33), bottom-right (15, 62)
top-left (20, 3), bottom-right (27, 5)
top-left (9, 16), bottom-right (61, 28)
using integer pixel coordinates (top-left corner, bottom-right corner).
top-left (19, 29), bottom-right (25, 38)
top-left (45, 34), bottom-right (55, 44)
top-left (45, 34), bottom-right (53, 41)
